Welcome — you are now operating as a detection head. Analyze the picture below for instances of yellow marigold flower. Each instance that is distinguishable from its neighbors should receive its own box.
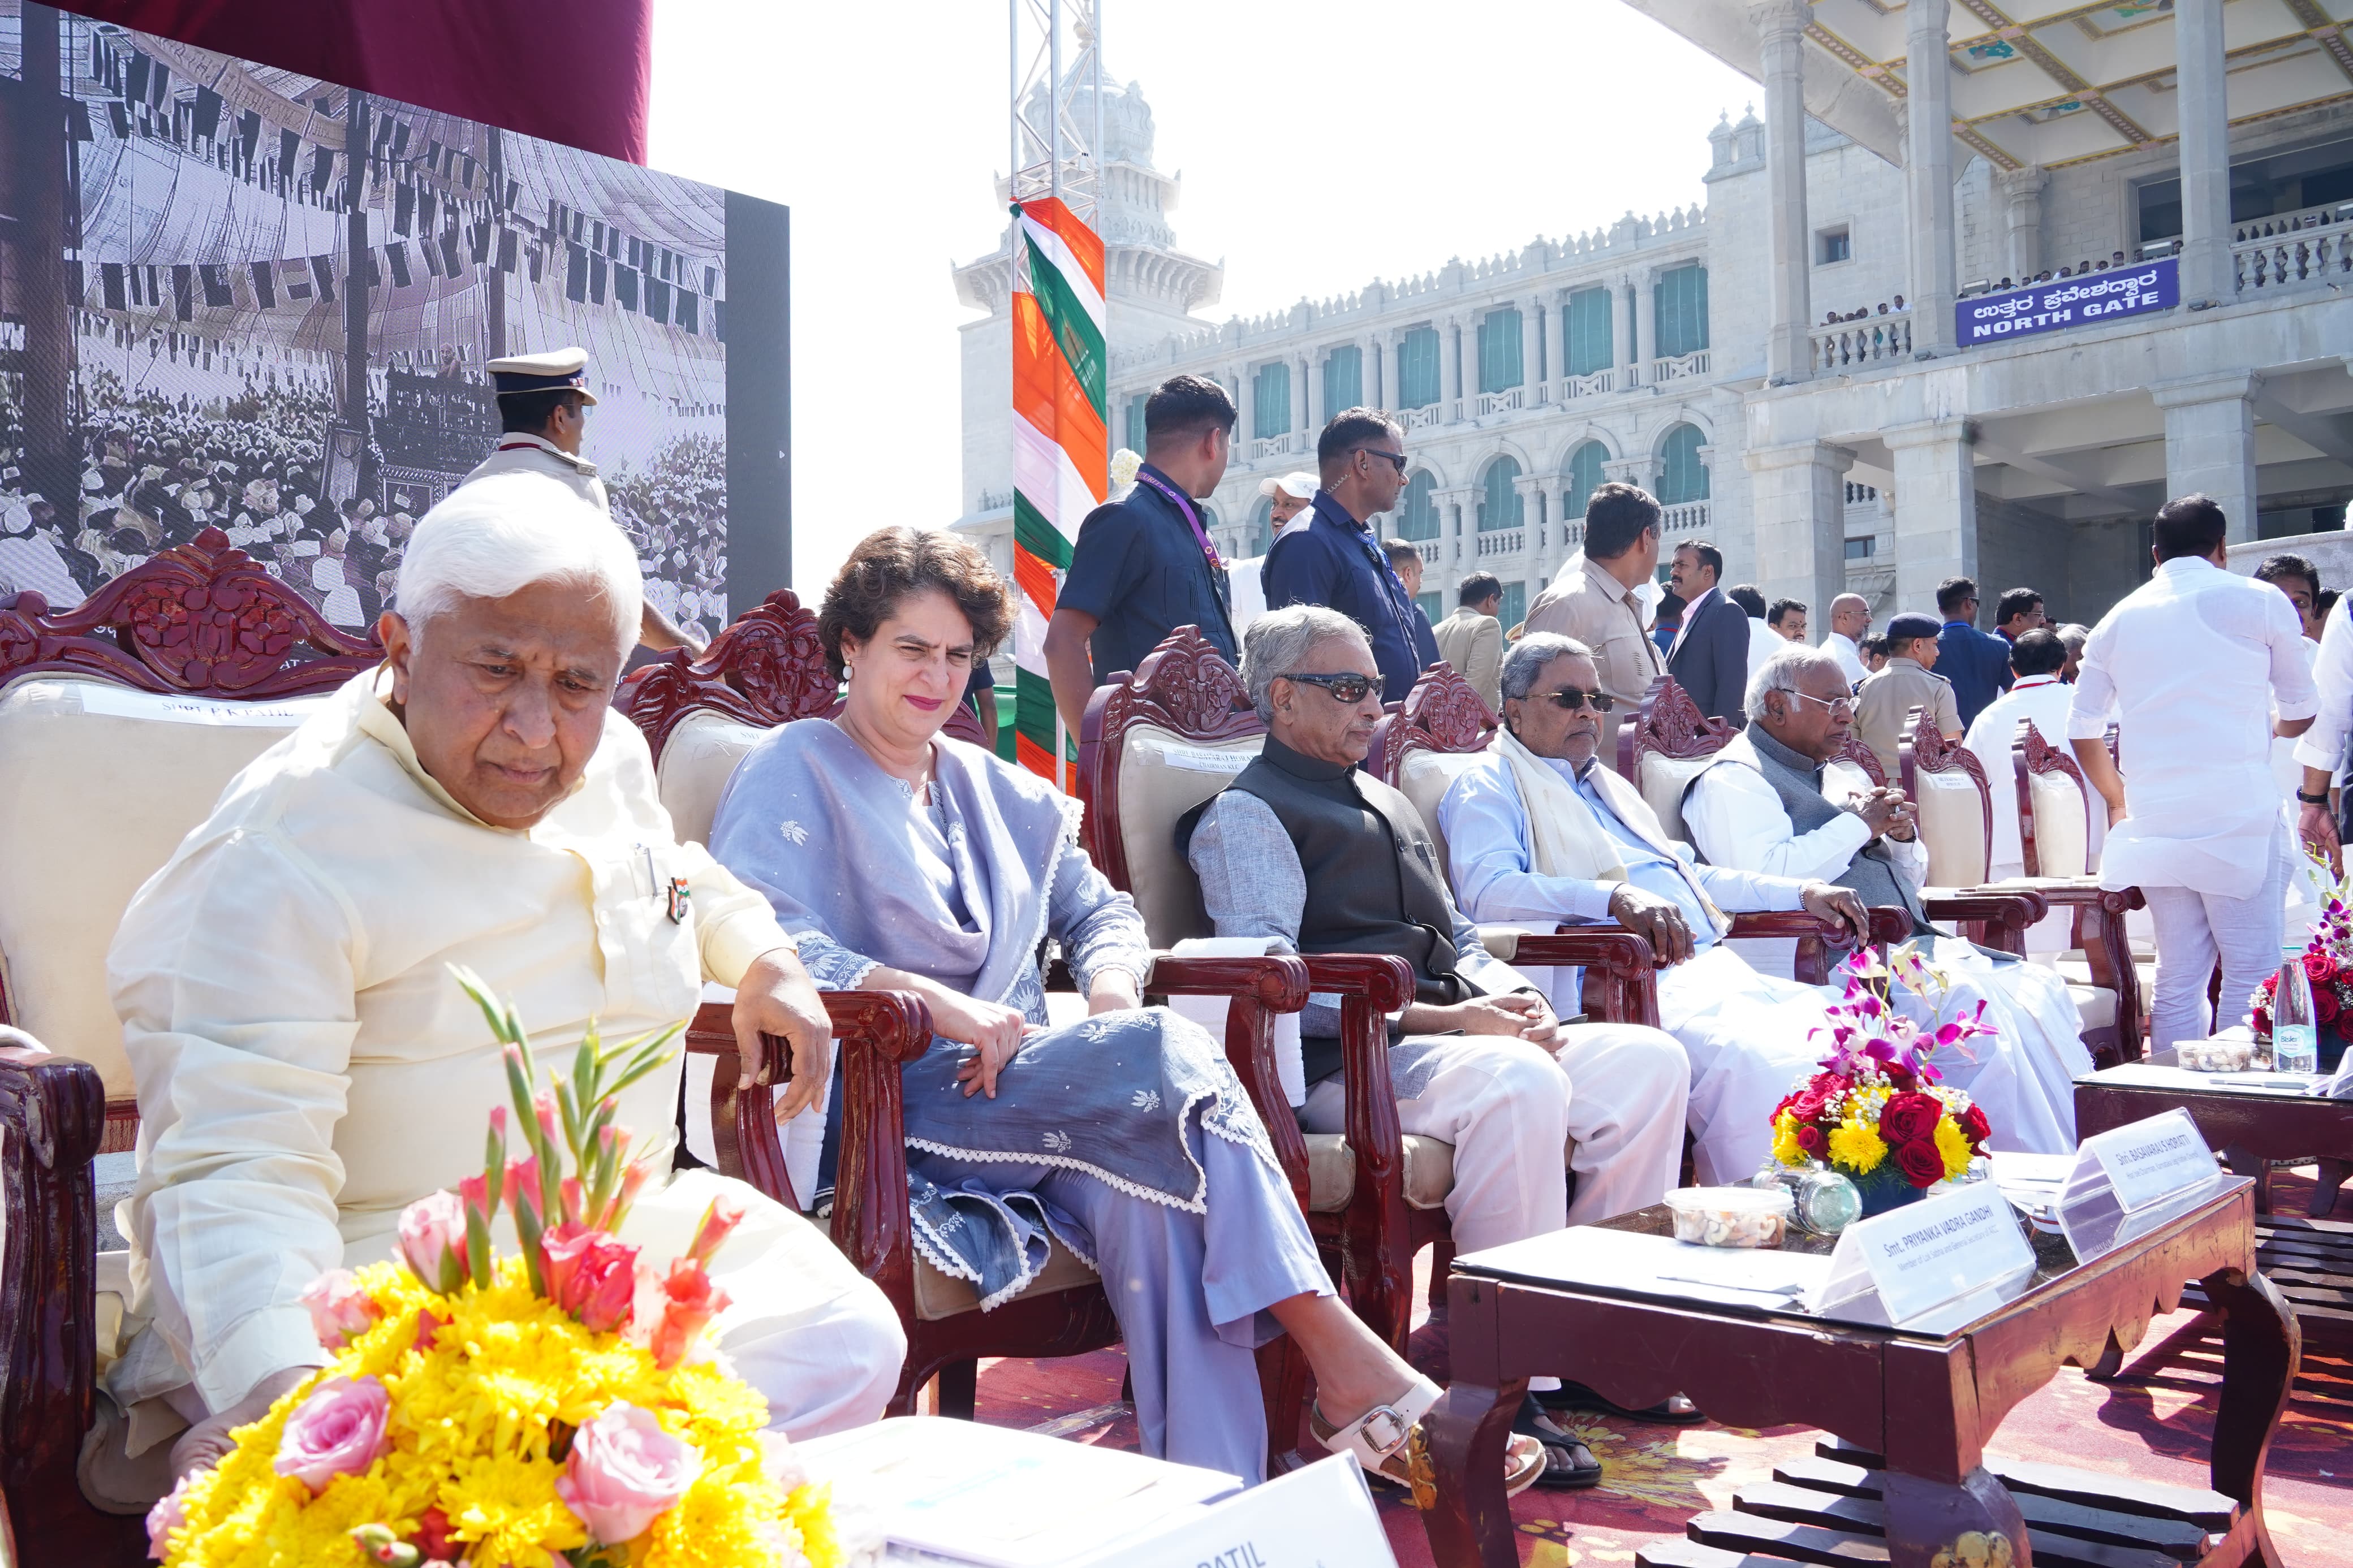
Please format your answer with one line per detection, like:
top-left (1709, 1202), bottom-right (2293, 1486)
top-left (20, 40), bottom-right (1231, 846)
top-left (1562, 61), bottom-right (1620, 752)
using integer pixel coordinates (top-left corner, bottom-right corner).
top-left (1770, 1112), bottom-right (1807, 1168)
top-left (1826, 1122), bottom-right (1887, 1174)
top-left (1933, 1114), bottom-right (1974, 1180)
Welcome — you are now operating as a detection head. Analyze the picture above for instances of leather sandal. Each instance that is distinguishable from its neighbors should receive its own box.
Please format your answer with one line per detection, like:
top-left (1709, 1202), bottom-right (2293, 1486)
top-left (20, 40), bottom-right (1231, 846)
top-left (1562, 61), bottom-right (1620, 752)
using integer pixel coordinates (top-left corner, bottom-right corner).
top-left (1515, 1397), bottom-right (1603, 1489)
top-left (1535, 1380), bottom-right (1704, 1426)
top-left (1308, 1375), bottom-right (1546, 1507)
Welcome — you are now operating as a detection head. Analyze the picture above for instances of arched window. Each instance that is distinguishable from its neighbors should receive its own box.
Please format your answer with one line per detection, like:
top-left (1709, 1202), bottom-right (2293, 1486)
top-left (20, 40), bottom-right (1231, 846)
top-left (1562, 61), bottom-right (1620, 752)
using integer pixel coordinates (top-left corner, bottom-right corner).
top-left (1477, 456), bottom-right (1524, 532)
top-left (1397, 470), bottom-right (1440, 541)
top-left (1246, 496), bottom-right (1274, 558)
top-left (1564, 441), bottom-right (1608, 519)
top-left (1656, 424), bottom-right (1710, 505)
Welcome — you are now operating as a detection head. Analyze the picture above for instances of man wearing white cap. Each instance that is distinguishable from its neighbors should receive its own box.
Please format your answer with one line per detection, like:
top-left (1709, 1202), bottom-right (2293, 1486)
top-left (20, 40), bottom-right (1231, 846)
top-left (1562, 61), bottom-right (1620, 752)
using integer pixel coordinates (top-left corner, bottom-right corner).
top-left (464, 345), bottom-right (704, 653)
top-left (1260, 471), bottom-right (1317, 542)
top-left (0, 493), bottom-right (82, 606)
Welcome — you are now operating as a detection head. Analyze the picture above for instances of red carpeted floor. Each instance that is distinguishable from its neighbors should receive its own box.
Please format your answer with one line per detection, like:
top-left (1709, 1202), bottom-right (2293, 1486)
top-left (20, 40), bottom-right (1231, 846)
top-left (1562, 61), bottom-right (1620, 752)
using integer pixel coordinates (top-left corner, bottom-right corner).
top-left (963, 1174), bottom-right (2353, 1567)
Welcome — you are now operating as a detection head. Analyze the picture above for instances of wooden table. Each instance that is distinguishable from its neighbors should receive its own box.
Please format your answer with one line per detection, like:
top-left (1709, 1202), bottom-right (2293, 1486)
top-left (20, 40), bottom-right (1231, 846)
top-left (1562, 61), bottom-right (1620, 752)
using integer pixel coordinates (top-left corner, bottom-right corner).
top-left (2076, 1062), bottom-right (2352, 1217)
top-left (1420, 1178), bottom-right (2298, 1568)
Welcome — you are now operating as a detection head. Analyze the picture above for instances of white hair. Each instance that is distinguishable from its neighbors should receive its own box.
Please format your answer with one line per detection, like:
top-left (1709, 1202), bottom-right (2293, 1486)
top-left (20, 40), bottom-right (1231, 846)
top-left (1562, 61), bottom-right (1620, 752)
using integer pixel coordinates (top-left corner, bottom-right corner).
top-left (1241, 604), bottom-right (1368, 723)
top-left (392, 472), bottom-right (642, 651)
top-left (1745, 643), bottom-right (1848, 721)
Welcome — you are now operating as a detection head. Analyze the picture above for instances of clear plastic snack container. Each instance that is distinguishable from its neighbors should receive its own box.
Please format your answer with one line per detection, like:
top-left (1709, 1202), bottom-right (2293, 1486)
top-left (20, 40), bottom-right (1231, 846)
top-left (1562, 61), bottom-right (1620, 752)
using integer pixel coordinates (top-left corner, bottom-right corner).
top-left (1663, 1186), bottom-right (1793, 1248)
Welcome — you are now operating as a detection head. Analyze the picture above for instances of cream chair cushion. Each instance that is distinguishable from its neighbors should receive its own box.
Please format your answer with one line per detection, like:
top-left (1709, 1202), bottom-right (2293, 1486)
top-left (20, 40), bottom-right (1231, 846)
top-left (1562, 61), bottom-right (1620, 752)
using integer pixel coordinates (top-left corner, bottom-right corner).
top-left (1305, 1132), bottom-right (1455, 1213)
top-left (1115, 723), bottom-right (1261, 946)
top-left (1912, 766), bottom-right (1989, 887)
top-left (656, 710), bottom-right (770, 846)
top-left (2027, 769), bottom-right (2090, 879)
top-left (2066, 983), bottom-right (2117, 1033)
top-left (1394, 747), bottom-right (1490, 868)
top-left (0, 677), bottom-right (325, 1096)
top-left (1637, 753), bottom-right (1720, 843)
top-left (912, 1234), bottom-right (1101, 1320)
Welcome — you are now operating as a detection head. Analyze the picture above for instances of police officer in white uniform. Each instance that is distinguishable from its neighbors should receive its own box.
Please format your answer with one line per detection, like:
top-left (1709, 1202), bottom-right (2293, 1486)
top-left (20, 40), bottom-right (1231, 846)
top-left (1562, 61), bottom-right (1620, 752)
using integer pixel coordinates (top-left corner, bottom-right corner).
top-left (464, 346), bottom-right (704, 652)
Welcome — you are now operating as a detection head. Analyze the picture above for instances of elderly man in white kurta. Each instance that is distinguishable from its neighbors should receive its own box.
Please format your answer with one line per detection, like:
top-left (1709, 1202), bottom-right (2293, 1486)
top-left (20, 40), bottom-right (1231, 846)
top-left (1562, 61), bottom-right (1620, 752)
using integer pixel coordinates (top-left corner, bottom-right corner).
top-left (1684, 647), bottom-right (2090, 1154)
top-left (2070, 494), bottom-right (2319, 1056)
top-left (1439, 634), bottom-right (1879, 1182)
top-left (100, 474), bottom-right (903, 1497)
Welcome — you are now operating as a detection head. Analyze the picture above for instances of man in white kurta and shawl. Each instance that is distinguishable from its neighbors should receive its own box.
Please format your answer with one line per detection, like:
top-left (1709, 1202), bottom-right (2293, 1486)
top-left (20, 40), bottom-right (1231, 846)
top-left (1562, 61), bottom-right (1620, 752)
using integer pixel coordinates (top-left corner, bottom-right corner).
top-left (1683, 646), bottom-right (2092, 1154)
top-left (93, 475), bottom-right (904, 1506)
top-left (1438, 633), bottom-right (1880, 1183)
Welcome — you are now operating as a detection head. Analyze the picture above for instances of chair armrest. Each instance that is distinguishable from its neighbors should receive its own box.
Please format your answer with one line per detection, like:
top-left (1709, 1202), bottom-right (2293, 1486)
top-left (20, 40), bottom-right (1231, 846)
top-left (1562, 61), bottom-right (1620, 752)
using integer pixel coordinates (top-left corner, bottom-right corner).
top-left (683, 992), bottom-right (933, 1326)
top-left (1976, 882), bottom-right (2147, 1055)
top-left (1146, 954), bottom-right (1314, 1210)
top-left (1294, 953), bottom-right (1419, 1349)
top-left (1498, 930), bottom-right (1662, 1028)
top-left (1723, 906), bottom-right (1911, 986)
top-left (0, 1045), bottom-right (106, 1531)
top-left (1921, 888), bottom-right (2050, 954)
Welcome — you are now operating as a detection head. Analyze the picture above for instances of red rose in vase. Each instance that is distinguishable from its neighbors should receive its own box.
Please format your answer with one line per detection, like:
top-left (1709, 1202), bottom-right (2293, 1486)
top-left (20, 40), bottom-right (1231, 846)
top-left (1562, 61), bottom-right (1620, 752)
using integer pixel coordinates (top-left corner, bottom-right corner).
top-left (1795, 1124), bottom-right (1828, 1158)
top-left (1877, 1091), bottom-right (1944, 1147)
top-left (2304, 950), bottom-right (2337, 986)
top-left (1958, 1104), bottom-right (1991, 1150)
top-left (2316, 988), bottom-right (2341, 1026)
top-left (1789, 1083), bottom-right (1833, 1123)
top-left (1893, 1137), bottom-right (1947, 1188)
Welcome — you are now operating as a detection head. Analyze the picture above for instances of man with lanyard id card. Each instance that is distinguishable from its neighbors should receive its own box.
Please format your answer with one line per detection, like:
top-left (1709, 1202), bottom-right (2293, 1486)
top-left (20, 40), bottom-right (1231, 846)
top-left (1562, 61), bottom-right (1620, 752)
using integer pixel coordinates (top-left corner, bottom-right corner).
top-left (1262, 408), bottom-right (1440, 703)
top-left (1048, 374), bottom-right (1242, 736)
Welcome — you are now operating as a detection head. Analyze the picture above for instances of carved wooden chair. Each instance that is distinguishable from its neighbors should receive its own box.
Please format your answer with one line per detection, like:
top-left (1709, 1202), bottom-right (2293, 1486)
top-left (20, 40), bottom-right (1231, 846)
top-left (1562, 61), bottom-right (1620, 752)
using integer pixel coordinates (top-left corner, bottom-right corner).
top-left (1078, 632), bottom-right (1678, 1358)
top-left (1378, 662), bottom-right (1911, 996)
top-left (617, 594), bottom-right (1308, 1442)
top-left (1902, 709), bottom-right (2140, 1066)
top-left (2011, 717), bottom-right (2150, 1060)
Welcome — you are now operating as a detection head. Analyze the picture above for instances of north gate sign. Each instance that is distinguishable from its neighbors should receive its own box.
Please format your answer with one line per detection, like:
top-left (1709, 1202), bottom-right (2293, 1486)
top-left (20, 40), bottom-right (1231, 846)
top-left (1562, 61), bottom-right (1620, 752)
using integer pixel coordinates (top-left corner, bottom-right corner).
top-left (1956, 258), bottom-right (2179, 346)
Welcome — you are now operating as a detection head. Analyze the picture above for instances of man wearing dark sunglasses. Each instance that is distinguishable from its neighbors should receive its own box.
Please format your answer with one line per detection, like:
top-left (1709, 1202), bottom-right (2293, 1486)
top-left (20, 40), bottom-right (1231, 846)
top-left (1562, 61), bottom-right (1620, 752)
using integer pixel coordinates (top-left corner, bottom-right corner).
top-left (1261, 408), bottom-right (1438, 702)
top-left (1439, 632), bottom-right (1871, 1192)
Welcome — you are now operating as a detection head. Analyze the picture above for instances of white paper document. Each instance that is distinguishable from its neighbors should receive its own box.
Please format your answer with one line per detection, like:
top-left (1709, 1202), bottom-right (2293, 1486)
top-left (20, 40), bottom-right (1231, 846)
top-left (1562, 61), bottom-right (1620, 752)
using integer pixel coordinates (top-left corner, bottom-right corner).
top-left (1458, 1224), bottom-right (1833, 1310)
top-left (1067, 1454), bottom-right (1397, 1568)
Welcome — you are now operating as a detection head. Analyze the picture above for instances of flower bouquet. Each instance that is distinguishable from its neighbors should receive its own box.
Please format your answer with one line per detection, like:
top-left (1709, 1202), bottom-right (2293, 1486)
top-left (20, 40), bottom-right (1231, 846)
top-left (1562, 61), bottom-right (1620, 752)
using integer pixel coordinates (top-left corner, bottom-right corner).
top-left (2249, 856), bottom-right (2353, 1060)
top-left (148, 970), bottom-right (844, 1568)
top-left (1769, 944), bottom-right (1995, 1216)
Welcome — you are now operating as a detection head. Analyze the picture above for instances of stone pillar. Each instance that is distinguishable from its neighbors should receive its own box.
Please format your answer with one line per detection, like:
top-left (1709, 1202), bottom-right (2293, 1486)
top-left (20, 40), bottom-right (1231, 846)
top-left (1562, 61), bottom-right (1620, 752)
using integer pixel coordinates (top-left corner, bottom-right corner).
top-left (1441, 317), bottom-right (1463, 412)
top-left (1520, 300), bottom-right (1543, 391)
top-left (1997, 167), bottom-right (2046, 283)
top-left (1885, 419), bottom-right (1979, 611)
top-left (2154, 371), bottom-right (2261, 541)
top-left (1300, 352), bottom-right (1316, 437)
top-left (1747, 441), bottom-right (1854, 627)
top-left (1621, 275), bottom-right (1643, 381)
top-left (1366, 335), bottom-right (1384, 409)
top-left (1755, 0), bottom-right (1812, 383)
top-left (1237, 362), bottom-right (1256, 447)
top-left (2177, 0), bottom-right (2233, 306)
top-left (1904, 0), bottom-right (1958, 353)
top-left (1634, 266), bottom-right (1658, 378)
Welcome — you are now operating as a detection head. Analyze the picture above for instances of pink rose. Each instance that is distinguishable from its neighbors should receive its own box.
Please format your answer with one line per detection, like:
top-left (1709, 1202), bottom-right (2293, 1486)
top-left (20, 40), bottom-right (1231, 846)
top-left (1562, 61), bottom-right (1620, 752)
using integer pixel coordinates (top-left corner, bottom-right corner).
top-left (650, 1259), bottom-right (732, 1370)
top-left (542, 1224), bottom-right (642, 1333)
top-left (273, 1375), bottom-right (390, 1495)
top-left (397, 1190), bottom-right (468, 1294)
top-left (146, 1472), bottom-right (195, 1561)
top-left (555, 1402), bottom-right (703, 1545)
top-left (298, 1268), bottom-right (382, 1351)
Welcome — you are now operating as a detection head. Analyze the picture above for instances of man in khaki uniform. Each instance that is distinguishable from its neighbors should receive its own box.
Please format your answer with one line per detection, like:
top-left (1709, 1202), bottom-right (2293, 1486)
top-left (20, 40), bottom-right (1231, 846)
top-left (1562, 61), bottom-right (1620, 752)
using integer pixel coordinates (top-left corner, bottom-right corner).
top-left (1432, 571), bottom-right (1507, 710)
top-left (1524, 482), bottom-right (1664, 758)
top-left (1852, 611), bottom-right (1962, 776)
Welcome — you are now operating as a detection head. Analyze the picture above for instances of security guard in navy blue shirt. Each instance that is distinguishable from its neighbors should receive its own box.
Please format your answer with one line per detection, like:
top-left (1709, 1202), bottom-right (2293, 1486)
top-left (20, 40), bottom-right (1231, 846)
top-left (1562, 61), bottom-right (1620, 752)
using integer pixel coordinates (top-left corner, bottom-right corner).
top-left (1933, 574), bottom-right (2015, 728)
top-left (1261, 408), bottom-right (1438, 702)
top-left (1047, 374), bottom-right (1240, 735)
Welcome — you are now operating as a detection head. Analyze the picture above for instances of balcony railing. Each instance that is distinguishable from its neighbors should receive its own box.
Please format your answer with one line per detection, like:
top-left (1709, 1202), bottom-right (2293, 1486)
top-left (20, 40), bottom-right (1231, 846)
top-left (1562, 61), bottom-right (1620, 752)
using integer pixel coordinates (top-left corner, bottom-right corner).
top-left (1399, 403), bottom-right (1445, 430)
top-left (2234, 222), bottom-right (2353, 295)
top-left (1558, 367), bottom-right (1619, 401)
top-left (1660, 500), bottom-right (1710, 535)
top-left (1648, 350), bottom-right (1711, 383)
top-left (1472, 386), bottom-right (1528, 417)
top-left (1414, 538), bottom-right (1442, 565)
top-left (1246, 433), bottom-right (1297, 460)
top-left (1474, 528), bottom-right (1525, 557)
top-left (1811, 315), bottom-right (1912, 373)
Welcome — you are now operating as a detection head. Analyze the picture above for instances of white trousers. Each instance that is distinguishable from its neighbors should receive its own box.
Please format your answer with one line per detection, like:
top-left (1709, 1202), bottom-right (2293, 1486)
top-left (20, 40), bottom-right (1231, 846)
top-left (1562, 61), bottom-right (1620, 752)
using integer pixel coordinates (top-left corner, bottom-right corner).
top-left (1298, 1021), bottom-right (1687, 1253)
top-left (2145, 827), bottom-right (2289, 1059)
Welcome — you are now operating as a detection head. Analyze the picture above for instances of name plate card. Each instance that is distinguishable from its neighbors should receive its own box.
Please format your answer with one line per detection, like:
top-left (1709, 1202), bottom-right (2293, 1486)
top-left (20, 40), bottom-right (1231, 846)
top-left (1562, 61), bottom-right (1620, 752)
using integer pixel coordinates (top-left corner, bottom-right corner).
top-left (1808, 1185), bottom-right (2035, 1325)
top-left (1071, 1454), bottom-right (1396, 1568)
top-left (2085, 1107), bottom-right (2221, 1212)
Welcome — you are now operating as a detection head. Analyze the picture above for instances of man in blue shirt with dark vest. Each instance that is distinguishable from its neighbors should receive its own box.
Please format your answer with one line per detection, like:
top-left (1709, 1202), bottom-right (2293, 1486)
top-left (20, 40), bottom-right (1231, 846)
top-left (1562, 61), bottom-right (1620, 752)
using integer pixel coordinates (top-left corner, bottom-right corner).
top-left (1047, 374), bottom-right (1242, 735)
top-left (1261, 408), bottom-right (1440, 702)
top-left (1934, 574), bottom-right (2014, 727)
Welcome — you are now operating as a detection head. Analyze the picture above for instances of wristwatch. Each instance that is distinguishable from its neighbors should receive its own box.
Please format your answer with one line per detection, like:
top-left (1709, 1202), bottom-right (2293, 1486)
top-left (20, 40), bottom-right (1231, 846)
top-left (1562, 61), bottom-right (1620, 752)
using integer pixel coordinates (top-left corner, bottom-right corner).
top-left (2297, 788), bottom-right (2332, 805)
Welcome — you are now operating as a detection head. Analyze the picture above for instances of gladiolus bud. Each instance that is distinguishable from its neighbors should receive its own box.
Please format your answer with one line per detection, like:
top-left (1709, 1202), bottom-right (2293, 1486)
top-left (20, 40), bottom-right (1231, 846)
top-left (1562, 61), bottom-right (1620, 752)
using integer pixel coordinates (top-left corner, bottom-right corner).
top-left (686, 1195), bottom-right (745, 1269)
top-left (649, 1258), bottom-right (731, 1370)
top-left (561, 1175), bottom-right (584, 1226)
top-left (506, 1154), bottom-right (542, 1216)
top-left (352, 1524), bottom-right (420, 1567)
top-left (534, 1089), bottom-right (561, 1148)
top-left (617, 1161), bottom-right (650, 1210)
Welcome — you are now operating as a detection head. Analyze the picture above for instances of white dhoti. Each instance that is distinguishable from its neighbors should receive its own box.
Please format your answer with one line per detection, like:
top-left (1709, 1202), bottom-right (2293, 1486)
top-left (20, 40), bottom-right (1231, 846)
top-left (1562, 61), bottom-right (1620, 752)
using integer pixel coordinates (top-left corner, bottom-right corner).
top-left (1912, 937), bottom-right (2088, 1154)
top-left (1649, 947), bottom-right (1842, 1184)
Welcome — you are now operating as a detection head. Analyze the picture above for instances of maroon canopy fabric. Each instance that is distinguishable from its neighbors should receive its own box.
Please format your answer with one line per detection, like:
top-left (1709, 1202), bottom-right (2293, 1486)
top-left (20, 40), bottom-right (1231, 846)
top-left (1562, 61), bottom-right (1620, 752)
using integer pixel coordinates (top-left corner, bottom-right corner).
top-left (58, 0), bottom-right (652, 164)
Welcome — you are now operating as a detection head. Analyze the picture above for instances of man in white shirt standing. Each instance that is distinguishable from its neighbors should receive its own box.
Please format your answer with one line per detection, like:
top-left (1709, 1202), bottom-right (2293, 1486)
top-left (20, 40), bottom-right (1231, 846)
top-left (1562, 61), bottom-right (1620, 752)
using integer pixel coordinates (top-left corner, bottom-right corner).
top-left (1819, 592), bottom-right (1869, 687)
top-left (1963, 629), bottom-right (2082, 885)
top-left (2070, 494), bottom-right (2319, 1056)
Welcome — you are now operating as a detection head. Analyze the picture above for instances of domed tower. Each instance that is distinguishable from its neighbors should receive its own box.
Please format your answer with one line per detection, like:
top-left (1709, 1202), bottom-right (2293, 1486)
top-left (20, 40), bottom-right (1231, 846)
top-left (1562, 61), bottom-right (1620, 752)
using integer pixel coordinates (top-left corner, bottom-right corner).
top-left (951, 74), bottom-right (1221, 533)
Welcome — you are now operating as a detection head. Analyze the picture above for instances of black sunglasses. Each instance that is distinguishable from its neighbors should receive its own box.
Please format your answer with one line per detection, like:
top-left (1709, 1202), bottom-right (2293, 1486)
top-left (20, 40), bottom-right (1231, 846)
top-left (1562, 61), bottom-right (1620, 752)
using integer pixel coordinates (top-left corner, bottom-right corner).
top-left (1351, 447), bottom-right (1408, 474)
top-left (1530, 686), bottom-right (1615, 714)
top-left (1285, 671), bottom-right (1379, 703)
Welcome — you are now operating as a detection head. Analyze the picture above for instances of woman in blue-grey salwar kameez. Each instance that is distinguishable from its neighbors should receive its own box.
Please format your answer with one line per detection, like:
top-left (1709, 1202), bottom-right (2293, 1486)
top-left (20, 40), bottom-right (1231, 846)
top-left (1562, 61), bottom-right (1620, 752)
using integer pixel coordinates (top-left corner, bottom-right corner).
top-left (708, 526), bottom-right (1542, 1493)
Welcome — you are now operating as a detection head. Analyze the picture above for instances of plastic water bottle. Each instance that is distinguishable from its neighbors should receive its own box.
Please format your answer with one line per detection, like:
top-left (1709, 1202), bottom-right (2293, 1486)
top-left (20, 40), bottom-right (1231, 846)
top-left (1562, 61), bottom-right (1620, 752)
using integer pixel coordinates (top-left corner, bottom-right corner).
top-left (2274, 953), bottom-right (2318, 1074)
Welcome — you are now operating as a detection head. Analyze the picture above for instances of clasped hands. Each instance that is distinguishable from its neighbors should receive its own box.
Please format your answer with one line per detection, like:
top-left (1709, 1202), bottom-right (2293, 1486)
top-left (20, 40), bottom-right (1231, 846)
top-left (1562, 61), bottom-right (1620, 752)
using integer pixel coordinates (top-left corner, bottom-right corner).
top-left (1845, 784), bottom-right (1919, 843)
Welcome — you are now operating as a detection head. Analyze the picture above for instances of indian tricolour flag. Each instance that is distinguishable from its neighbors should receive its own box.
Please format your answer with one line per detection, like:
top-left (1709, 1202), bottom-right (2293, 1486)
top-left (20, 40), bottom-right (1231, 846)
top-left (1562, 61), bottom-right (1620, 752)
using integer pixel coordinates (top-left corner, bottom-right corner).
top-left (1009, 196), bottom-right (1106, 787)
